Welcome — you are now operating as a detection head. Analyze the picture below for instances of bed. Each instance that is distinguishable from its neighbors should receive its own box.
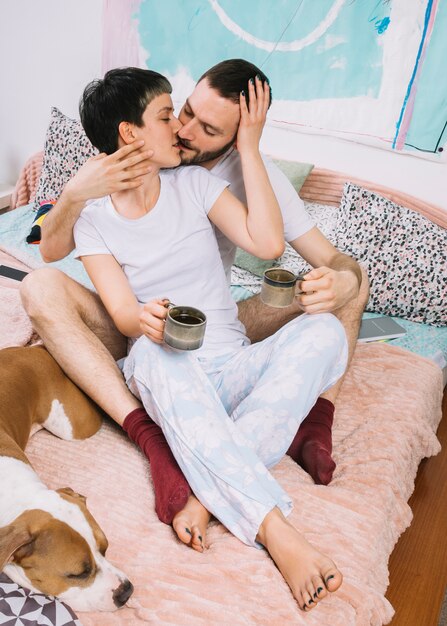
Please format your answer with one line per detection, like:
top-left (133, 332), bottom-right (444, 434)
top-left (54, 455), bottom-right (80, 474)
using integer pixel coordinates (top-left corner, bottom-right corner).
top-left (0, 153), bottom-right (446, 625)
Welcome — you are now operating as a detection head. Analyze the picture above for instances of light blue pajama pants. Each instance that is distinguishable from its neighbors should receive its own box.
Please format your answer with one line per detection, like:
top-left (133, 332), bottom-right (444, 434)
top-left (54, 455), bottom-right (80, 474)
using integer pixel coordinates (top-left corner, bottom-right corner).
top-left (123, 313), bottom-right (347, 547)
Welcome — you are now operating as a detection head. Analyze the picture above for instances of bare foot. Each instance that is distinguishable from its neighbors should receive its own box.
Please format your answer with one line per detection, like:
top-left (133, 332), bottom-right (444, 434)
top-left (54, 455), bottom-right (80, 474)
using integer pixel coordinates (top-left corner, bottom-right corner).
top-left (172, 494), bottom-right (211, 553)
top-left (257, 508), bottom-right (342, 611)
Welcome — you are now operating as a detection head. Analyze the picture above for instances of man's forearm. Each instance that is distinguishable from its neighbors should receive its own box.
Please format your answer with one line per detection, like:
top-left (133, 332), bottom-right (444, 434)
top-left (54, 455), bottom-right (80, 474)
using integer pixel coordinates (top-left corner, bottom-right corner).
top-left (39, 186), bottom-right (86, 262)
top-left (327, 252), bottom-right (363, 289)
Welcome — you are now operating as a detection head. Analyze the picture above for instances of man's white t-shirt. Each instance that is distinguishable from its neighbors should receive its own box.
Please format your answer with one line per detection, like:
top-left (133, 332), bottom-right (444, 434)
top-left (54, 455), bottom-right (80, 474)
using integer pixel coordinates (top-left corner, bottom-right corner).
top-left (210, 148), bottom-right (315, 282)
top-left (74, 166), bottom-right (249, 358)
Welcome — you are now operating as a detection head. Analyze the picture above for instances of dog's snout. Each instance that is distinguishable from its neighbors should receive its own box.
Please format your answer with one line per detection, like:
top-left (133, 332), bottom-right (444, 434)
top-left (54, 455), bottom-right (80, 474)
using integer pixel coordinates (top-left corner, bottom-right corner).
top-left (113, 579), bottom-right (134, 607)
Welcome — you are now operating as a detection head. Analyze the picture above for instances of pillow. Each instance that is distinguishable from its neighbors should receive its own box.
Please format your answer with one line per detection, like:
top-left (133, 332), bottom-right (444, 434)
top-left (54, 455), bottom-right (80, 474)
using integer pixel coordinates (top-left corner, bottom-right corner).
top-left (26, 200), bottom-right (56, 244)
top-left (0, 572), bottom-right (81, 626)
top-left (33, 107), bottom-right (97, 212)
top-left (233, 249), bottom-right (278, 278)
top-left (336, 183), bottom-right (447, 327)
top-left (271, 159), bottom-right (314, 192)
top-left (280, 202), bottom-right (339, 276)
top-left (233, 159), bottom-right (314, 277)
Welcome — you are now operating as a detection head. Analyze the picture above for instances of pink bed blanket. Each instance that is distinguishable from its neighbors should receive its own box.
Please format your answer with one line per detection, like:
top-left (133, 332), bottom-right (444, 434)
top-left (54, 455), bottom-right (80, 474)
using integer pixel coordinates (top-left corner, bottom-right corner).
top-left (0, 249), bottom-right (443, 625)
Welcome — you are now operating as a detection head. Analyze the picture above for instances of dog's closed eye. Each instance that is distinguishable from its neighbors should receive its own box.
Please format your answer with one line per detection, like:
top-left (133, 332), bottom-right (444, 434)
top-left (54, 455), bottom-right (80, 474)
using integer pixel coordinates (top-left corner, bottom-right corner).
top-left (66, 563), bottom-right (94, 580)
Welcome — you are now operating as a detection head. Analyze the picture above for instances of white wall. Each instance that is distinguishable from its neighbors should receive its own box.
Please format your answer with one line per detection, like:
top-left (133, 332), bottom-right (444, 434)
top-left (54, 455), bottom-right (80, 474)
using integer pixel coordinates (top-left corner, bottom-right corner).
top-left (260, 125), bottom-right (447, 210)
top-left (0, 0), bottom-right (103, 185)
top-left (1, 0), bottom-right (446, 209)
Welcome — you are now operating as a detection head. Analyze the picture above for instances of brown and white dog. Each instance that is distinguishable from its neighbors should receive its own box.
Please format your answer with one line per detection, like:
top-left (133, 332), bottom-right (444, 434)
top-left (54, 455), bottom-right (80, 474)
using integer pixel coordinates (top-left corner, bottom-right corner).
top-left (0, 345), bottom-right (133, 612)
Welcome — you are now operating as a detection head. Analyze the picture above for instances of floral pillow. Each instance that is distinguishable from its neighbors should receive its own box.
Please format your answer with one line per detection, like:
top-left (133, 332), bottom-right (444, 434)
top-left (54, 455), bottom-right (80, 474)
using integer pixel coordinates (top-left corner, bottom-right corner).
top-left (336, 183), bottom-right (447, 327)
top-left (33, 107), bottom-right (97, 211)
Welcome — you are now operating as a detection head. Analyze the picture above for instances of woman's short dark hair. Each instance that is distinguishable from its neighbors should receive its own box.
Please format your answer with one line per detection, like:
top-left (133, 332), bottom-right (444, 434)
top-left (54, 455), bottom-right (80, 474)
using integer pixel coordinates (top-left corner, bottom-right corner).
top-left (198, 59), bottom-right (272, 109)
top-left (79, 67), bottom-right (172, 154)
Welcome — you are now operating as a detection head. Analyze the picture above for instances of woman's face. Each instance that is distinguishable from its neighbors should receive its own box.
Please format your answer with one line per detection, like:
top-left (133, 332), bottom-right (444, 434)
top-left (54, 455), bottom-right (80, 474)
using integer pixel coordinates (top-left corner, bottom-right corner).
top-left (131, 93), bottom-right (183, 169)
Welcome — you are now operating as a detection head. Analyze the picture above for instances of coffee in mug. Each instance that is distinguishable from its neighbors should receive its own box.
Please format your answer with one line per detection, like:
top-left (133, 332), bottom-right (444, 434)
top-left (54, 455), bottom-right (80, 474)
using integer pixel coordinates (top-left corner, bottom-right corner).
top-left (260, 268), bottom-right (298, 308)
top-left (164, 303), bottom-right (207, 350)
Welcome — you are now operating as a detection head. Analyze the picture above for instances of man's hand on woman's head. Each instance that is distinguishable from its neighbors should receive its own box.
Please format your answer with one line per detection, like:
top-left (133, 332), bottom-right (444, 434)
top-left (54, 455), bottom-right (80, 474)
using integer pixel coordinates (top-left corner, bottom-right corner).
top-left (65, 141), bottom-right (154, 203)
top-left (236, 76), bottom-right (270, 155)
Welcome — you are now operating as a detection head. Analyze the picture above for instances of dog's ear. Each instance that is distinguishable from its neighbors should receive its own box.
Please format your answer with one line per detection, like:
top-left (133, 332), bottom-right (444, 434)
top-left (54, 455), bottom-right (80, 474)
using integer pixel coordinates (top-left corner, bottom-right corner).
top-left (58, 489), bottom-right (109, 555)
top-left (57, 487), bottom-right (87, 503)
top-left (0, 524), bottom-right (33, 569)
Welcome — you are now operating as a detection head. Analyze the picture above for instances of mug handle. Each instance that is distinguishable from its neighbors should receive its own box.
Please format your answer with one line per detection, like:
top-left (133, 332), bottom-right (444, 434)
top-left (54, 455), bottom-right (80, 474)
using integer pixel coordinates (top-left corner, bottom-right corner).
top-left (163, 300), bottom-right (177, 310)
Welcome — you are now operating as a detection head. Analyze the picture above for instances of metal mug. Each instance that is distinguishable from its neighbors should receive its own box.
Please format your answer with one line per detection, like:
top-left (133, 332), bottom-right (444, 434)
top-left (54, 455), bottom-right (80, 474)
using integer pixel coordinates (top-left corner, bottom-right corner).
top-left (163, 303), bottom-right (207, 350)
top-left (260, 268), bottom-right (304, 308)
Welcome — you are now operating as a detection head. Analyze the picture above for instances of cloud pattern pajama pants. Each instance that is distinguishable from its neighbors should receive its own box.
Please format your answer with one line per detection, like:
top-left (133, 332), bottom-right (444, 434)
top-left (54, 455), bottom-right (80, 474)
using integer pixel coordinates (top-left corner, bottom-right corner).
top-left (123, 313), bottom-right (348, 547)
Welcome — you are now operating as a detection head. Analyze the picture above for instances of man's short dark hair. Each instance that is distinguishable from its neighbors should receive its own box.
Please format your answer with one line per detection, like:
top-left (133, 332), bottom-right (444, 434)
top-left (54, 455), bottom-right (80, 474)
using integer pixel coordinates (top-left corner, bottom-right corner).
top-left (79, 67), bottom-right (172, 154)
top-left (198, 59), bottom-right (272, 108)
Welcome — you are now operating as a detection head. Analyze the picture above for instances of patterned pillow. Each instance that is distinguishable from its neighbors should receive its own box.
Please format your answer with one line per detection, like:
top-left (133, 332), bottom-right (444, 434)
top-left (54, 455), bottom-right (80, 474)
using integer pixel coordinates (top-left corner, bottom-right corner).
top-left (0, 573), bottom-right (81, 626)
top-left (33, 107), bottom-right (98, 211)
top-left (337, 183), bottom-right (447, 327)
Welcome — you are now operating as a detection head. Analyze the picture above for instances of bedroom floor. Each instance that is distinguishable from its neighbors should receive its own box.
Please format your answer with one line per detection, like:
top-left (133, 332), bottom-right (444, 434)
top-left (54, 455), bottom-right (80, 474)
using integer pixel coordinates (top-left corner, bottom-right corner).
top-left (387, 388), bottom-right (447, 626)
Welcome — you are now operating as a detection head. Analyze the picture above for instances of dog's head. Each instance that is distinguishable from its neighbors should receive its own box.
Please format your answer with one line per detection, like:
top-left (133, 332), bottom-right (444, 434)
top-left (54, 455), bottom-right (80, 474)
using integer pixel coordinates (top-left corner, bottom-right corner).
top-left (0, 487), bottom-right (133, 612)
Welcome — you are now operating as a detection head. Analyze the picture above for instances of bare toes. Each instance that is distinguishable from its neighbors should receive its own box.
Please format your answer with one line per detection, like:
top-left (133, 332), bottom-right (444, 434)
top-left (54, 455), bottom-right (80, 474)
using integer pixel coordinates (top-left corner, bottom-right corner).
top-left (311, 576), bottom-right (327, 601)
top-left (324, 569), bottom-right (343, 592)
top-left (306, 583), bottom-right (318, 606)
top-left (174, 523), bottom-right (194, 547)
top-left (304, 594), bottom-right (316, 610)
top-left (190, 525), bottom-right (205, 553)
top-left (296, 592), bottom-right (307, 612)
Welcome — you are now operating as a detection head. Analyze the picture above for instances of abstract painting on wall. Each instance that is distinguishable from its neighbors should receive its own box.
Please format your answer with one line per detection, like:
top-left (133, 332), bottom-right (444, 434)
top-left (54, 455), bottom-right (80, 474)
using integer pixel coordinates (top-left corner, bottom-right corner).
top-left (103, 0), bottom-right (447, 160)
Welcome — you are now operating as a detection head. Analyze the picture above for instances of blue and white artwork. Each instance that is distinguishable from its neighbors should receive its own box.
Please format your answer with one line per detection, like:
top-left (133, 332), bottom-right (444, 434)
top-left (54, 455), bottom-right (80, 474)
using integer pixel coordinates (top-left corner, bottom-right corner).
top-left (103, 0), bottom-right (447, 159)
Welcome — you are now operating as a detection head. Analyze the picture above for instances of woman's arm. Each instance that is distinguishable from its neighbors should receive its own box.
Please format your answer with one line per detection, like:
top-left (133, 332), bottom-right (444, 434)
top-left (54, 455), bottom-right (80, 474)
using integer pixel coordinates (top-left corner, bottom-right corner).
top-left (80, 254), bottom-right (168, 342)
top-left (40, 143), bottom-right (153, 262)
top-left (208, 77), bottom-right (284, 260)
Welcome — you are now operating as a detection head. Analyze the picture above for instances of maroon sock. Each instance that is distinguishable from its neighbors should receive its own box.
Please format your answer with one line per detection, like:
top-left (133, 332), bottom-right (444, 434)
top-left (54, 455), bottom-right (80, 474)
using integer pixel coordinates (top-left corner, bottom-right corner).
top-left (287, 398), bottom-right (336, 485)
top-left (123, 408), bottom-right (191, 524)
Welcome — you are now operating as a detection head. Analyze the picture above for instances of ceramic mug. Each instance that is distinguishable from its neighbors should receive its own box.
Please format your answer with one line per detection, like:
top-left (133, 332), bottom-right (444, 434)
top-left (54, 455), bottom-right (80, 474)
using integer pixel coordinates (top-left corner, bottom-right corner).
top-left (164, 303), bottom-right (207, 350)
top-left (260, 268), bottom-right (304, 308)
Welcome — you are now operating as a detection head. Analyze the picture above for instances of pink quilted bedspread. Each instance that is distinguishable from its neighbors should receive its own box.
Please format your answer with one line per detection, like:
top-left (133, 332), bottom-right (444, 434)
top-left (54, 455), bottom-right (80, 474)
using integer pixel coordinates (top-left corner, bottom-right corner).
top-left (0, 249), bottom-right (443, 626)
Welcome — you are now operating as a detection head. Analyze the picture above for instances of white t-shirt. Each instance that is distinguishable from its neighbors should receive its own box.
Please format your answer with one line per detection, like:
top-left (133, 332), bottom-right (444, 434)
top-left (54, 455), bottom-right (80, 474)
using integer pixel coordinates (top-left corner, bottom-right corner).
top-left (211, 148), bottom-right (315, 281)
top-left (74, 166), bottom-right (249, 358)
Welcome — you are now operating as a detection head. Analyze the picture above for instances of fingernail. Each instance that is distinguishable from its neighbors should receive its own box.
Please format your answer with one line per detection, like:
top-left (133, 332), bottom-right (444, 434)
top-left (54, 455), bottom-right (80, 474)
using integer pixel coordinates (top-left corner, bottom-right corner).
top-left (185, 527), bottom-right (192, 535)
top-left (198, 535), bottom-right (203, 542)
top-left (241, 90), bottom-right (245, 96)
top-left (317, 586), bottom-right (323, 594)
top-left (326, 575), bottom-right (335, 582)
top-left (256, 74), bottom-right (261, 80)
top-left (313, 592), bottom-right (318, 599)
top-left (249, 78), bottom-right (254, 84)
top-left (308, 599), bottom-right (314, 605)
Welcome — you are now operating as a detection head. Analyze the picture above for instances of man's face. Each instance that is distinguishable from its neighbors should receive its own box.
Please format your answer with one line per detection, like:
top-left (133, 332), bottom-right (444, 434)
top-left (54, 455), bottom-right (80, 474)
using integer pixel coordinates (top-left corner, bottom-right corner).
top-left (177, 79), bottom-right (240, 169)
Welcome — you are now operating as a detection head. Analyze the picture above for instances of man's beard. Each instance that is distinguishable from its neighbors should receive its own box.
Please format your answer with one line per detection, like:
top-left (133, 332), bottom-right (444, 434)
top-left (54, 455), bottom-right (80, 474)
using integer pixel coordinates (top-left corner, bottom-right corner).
top-left (179, 134), bottom-right (236, 165)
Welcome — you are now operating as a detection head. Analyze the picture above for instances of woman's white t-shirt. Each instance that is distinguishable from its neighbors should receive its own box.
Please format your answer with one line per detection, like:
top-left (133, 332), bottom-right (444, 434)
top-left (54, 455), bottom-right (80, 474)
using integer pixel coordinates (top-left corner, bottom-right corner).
top-left (74, 166), bottom-right (249, 358)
